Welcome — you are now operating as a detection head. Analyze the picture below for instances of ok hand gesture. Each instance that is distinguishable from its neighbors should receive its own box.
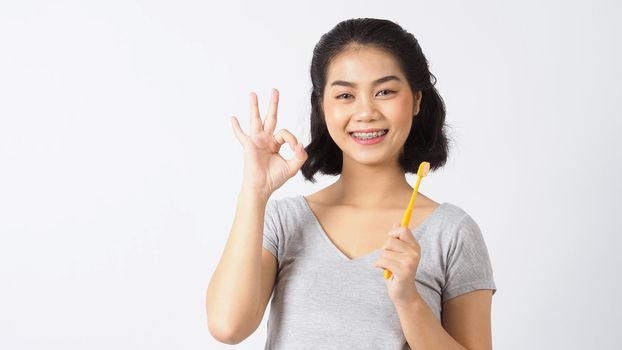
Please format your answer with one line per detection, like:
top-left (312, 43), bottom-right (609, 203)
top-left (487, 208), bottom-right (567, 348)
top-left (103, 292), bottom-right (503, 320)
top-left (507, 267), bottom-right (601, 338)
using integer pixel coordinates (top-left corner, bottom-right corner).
top-left (230, 89), bottom-right (308, 198)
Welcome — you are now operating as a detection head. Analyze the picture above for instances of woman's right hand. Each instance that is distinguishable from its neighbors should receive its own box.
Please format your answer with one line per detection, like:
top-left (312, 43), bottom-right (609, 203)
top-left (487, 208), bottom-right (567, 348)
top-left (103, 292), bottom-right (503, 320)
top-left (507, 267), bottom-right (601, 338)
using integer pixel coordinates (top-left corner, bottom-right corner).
top-left (230, 88), bottom-right (308, 198)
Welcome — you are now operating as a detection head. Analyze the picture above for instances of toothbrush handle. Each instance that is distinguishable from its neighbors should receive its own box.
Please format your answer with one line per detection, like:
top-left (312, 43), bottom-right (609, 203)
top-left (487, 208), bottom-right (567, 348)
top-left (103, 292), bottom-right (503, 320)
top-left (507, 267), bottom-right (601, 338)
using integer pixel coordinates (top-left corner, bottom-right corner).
top-left (383, 177), bottom-right (422, 279)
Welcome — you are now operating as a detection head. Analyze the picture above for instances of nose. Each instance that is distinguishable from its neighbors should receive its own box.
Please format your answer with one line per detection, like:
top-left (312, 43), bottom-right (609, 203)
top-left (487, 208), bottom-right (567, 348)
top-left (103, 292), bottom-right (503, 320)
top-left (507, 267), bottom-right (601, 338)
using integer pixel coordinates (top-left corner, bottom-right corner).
top-left (354, 95), bottom-right (379, 121)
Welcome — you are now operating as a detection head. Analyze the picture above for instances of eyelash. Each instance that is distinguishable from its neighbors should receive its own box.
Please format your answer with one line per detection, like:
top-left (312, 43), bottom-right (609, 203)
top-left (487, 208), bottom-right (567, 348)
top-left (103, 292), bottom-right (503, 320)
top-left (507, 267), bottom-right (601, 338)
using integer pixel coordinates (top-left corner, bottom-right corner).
top-left (336, 90), bottom-right (395, 100)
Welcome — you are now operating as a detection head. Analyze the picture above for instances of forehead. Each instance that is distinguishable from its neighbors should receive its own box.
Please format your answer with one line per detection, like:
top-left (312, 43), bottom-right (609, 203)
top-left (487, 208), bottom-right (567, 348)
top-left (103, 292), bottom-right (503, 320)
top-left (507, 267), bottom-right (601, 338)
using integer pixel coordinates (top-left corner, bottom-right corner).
top-left (326, 45), bottom-right (403, 84)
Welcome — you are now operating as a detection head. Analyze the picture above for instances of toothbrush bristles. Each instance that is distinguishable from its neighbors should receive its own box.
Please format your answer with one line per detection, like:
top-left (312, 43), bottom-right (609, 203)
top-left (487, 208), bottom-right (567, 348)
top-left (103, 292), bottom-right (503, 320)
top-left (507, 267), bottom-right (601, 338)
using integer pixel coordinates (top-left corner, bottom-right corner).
top-left (418, 162), bottom-right (430, 177)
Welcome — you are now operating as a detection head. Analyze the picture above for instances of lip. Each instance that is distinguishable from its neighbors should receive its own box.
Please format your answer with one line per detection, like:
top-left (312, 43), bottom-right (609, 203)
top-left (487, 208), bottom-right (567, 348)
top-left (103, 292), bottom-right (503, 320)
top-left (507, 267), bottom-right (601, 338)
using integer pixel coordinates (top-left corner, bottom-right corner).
top-left (348, 128), bottom-right (388, 134)
top-left (349, 129), bottom-right (388, 145)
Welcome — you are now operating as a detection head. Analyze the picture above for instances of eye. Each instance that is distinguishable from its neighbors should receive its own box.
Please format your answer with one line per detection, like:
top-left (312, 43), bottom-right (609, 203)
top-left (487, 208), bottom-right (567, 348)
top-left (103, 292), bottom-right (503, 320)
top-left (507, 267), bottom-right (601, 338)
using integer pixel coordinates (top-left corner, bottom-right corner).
top-left (336, 90), bottom-right (395, 100)
top-left (377, 89), bottom-right (395, 96)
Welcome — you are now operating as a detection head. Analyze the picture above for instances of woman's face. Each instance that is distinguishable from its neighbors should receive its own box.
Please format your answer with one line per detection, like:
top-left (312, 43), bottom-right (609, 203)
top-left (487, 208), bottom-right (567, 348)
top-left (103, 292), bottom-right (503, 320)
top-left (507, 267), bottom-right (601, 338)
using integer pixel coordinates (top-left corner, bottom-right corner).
top-left (322, 45), bottom-right (422, 166)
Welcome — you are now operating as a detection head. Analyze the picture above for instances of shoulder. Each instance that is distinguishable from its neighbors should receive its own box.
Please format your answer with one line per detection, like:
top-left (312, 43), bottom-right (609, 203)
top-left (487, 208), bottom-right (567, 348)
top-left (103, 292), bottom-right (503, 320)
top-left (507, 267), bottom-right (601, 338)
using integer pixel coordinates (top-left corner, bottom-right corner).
top-left (433, 202), bottom-right (487, 243)
top-left (437, 203), bottom-right (492, 254)
top-left (443, 203), bottom-right (481, 232)
top-left (436, 202), bottom-right (473, 227)
top-left (267, 195), bottom-right (304, 209)
top-left (265, 195), bottom-right (307, 221)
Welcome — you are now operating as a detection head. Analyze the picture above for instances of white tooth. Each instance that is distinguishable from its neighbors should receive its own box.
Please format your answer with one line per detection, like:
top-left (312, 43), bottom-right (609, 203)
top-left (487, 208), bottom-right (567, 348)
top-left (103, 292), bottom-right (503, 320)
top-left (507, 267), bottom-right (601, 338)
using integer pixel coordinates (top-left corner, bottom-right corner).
top-left (352, 130), bottom-right (386, 139)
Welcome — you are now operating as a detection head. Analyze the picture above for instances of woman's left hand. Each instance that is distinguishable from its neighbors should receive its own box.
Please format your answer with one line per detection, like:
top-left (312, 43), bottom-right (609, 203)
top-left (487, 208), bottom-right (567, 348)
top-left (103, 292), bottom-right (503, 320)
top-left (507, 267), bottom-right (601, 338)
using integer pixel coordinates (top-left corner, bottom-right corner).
top-left (372, 222), bottom-right (421, 304)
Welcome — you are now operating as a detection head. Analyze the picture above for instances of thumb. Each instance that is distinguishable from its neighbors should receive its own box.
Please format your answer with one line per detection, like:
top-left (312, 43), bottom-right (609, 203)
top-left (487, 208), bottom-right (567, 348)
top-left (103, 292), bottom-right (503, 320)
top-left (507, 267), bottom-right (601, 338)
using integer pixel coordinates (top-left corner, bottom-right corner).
top-left (286, 143), bottom-right (308, 176)
top-left (389, 222), bottom-right (401, 239)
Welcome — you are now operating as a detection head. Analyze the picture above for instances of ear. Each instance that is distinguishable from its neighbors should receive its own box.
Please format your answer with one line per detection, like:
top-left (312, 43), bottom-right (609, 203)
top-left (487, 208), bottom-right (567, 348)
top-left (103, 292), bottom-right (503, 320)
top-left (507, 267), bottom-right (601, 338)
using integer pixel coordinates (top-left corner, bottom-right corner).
top-left (413, 90), bottom-right (422, 116)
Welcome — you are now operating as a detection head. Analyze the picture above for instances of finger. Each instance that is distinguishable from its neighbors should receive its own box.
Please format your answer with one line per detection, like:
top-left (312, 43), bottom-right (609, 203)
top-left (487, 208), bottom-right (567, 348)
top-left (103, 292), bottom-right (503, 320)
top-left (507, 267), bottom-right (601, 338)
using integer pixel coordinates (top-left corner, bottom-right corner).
top-left (273, 129), bottom-right (307, 175)
top-left (388, 226), bottom-right (416, 243)
top-left (373, 258), bottom-right (402, 279)
top-left (377, 253), bottom-right (408, 270)
top-left (380, 249), bottom-right (407, 261)
top-left (382, 236), bottom-right (412, 253)
top-left (230, 116), bottom-right (252, 148)
top-left (273, 129), bottom-right (299, 153)
top-left (263, 88), bottom-right (278, 134)
top-left (380, 250), bottom-right (418, 277)
top-left (285, 143), bottom-right (308, 176)
top-left (249, 91), bottom-right (262, 134)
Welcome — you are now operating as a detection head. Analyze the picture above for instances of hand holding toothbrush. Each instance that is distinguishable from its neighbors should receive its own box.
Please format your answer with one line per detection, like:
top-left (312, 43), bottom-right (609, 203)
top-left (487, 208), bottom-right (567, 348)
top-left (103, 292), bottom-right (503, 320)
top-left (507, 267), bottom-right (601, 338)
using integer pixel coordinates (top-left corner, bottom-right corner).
top-left (372, 161), bottom-right (430, 304)
top-left (373, 222), bottom-right (422, 304)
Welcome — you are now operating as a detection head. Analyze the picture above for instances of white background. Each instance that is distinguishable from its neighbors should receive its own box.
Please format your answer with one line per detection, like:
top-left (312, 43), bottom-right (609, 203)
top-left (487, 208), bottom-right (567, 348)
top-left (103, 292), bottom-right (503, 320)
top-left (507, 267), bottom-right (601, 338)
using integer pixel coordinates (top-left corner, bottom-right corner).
top-left (1, 0), bottom-right (620, 349)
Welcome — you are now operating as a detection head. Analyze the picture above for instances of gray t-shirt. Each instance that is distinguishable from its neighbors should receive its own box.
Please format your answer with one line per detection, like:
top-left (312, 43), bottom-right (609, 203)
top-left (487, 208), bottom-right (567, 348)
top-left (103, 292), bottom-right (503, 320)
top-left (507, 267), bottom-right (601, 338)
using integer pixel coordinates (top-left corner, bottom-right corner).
top-left (262, 195), bottom-right (497, 350)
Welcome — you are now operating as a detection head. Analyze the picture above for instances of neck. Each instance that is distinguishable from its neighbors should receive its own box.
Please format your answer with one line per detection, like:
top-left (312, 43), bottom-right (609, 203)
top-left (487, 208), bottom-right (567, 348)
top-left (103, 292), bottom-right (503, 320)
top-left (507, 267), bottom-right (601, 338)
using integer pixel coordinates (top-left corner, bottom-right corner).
top-left (329, 155), bottom-right (414, 209)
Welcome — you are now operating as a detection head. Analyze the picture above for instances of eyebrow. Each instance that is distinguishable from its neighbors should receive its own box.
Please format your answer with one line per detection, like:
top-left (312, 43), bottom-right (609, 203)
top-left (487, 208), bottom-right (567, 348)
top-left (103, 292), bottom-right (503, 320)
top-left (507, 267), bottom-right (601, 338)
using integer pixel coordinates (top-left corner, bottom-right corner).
top-left (329, 75), bottom-right (402, 88)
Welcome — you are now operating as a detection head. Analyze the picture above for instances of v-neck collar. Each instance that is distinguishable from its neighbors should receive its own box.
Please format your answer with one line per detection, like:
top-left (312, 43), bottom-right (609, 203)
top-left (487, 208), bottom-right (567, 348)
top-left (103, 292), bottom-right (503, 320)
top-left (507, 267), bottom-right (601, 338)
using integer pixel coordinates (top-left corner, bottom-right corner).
top-left (299, 195), bottom-right (446, 262)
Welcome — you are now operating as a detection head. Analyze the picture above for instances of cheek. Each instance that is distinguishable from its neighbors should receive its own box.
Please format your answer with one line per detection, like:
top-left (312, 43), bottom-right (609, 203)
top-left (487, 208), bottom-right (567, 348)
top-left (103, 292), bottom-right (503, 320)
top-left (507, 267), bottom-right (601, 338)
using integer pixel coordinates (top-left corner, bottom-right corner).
top-left (388, 101), bottom-right (414, 131)
top-left (323, 107), bottom-right (349, 132)
top-left (385, 98), bottom-right (413, 121)
top-left (325, 120), bottom-right (348, 146)
top-left (322, 114), bottom-right (343, 143)
top-left (394, 119), bottom-right (413, 143)
top-left (387, 115), bottom-right (413, 145)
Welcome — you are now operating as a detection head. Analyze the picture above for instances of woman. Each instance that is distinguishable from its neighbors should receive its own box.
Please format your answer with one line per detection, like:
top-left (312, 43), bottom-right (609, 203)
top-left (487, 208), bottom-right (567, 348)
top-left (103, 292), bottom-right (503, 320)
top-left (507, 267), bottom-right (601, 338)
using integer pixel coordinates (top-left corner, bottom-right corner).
top-left (207, 18), bottom-right (497, 350)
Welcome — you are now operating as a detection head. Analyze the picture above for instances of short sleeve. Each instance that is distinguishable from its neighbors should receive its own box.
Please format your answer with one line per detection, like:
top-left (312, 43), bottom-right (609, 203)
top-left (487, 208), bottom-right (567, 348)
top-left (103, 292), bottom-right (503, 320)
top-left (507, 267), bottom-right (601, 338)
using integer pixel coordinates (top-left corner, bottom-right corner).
top-left (442, 214), bottom-right (497, 303)
top-left (262, 199), bottom-right (281, 259)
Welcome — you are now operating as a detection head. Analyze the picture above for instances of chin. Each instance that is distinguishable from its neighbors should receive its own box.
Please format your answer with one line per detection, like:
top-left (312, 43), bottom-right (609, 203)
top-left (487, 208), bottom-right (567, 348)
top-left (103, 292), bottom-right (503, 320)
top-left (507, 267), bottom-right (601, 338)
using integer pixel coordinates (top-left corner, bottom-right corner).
top-left (347, 151), bottom-right (395, 166)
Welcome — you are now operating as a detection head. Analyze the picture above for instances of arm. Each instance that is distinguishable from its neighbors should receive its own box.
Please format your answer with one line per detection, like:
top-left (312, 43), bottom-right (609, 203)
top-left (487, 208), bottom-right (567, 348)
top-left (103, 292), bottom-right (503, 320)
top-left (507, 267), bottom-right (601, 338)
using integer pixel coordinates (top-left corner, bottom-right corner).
top-left (206, 188), bottom-right (273, 344)
top-left (394, 289), bottom-right (493, 350)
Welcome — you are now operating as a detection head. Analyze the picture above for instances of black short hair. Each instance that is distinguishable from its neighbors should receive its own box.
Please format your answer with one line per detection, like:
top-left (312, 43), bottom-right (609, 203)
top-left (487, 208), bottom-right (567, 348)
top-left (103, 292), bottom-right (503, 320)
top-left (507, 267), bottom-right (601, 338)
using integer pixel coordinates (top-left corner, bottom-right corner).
top-left (300, 18), bottom-right (451, 183)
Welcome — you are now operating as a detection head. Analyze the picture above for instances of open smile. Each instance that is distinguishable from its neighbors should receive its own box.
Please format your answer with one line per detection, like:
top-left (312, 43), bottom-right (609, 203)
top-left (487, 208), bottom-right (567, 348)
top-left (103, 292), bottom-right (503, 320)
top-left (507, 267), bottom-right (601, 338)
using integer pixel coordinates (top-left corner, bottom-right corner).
top-left (348, 129), bottom-right (389, 145)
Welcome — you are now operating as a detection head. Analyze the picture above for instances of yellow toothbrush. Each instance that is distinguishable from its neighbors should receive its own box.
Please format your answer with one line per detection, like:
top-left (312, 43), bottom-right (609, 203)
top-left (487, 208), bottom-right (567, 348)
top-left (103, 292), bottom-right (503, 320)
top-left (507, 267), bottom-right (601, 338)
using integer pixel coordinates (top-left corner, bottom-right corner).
top-left (384, 161), bottom-right (431, 280)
